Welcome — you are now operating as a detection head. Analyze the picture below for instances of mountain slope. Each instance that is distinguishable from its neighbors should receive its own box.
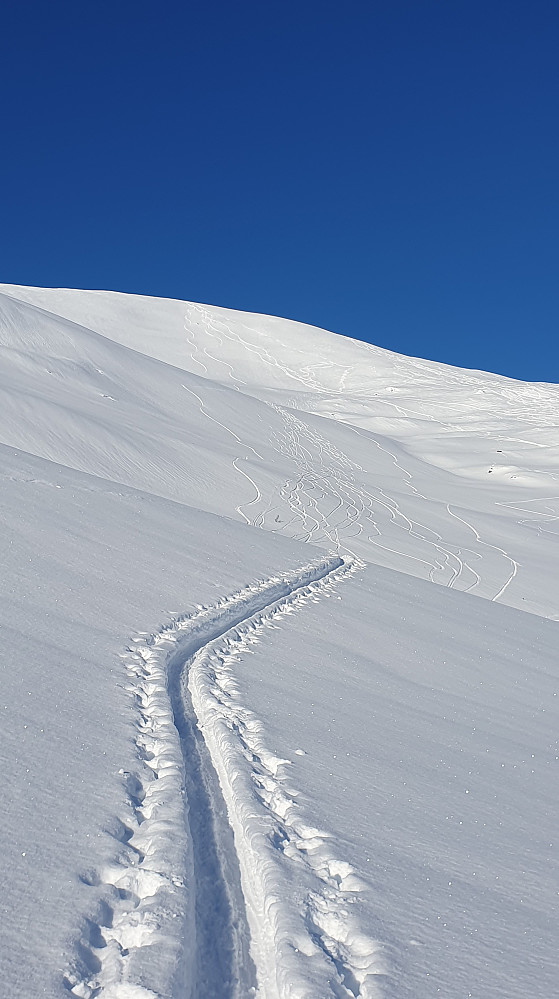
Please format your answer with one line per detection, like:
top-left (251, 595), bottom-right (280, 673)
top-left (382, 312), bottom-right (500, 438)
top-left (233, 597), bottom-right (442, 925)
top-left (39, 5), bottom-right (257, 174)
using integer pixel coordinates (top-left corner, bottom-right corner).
top-left (0, 285), bottom-right (557, 999)
top-left (2, 284), bottom-right (558, 618)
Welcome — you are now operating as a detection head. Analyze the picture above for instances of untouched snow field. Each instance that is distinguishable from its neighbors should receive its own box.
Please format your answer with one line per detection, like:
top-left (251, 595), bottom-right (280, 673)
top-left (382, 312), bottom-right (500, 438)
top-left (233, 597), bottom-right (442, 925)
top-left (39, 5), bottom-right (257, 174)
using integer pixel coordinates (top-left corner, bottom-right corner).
top-left (0, 284), bottom-right (557, 999)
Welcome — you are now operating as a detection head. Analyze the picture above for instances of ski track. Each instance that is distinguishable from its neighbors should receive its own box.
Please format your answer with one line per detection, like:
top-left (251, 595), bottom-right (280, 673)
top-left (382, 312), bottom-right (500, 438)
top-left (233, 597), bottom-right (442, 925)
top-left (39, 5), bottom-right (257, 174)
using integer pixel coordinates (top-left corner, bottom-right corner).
top-left (64, 556), bottom-right (392, 999)
top-left (62, 305), bottom-right (539, 996)
top-left (261, 407), bottom-right (484, 593)
top-left (181, 307), bottom-right (526, 604)
top-left (184, 304), bottom-right (328, 396)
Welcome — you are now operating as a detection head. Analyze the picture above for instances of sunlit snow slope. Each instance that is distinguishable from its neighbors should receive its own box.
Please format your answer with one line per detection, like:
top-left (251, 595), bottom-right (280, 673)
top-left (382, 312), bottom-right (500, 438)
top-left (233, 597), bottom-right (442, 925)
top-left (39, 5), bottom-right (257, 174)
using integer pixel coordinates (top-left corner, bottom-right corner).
top-left (1, 285), bottom-right (557, 999)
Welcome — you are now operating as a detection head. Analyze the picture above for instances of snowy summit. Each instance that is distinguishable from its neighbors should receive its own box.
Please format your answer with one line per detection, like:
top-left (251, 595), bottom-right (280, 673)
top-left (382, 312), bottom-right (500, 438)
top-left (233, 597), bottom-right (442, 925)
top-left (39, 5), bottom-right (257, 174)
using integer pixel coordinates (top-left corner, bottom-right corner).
top-left (1, 284), bottom-right (558, 999)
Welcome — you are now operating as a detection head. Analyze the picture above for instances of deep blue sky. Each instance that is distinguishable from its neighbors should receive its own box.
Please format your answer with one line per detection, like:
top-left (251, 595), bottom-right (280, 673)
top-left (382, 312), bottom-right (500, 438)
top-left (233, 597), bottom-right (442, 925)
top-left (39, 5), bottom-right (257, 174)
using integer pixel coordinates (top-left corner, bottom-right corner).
top-left (1, 1), bottom-right (558, 381)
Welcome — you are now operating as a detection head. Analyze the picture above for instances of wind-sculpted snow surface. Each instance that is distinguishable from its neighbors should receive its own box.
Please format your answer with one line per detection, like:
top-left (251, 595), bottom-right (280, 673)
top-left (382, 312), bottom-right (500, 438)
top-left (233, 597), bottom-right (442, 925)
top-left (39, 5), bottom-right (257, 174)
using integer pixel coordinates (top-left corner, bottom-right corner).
top-left (65, 557), bottom-right (389, 999)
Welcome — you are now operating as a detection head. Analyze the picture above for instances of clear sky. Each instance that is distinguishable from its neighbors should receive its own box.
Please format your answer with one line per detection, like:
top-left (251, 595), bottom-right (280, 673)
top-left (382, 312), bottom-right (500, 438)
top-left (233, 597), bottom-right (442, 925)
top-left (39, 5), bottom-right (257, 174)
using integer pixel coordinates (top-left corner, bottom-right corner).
top-left (1, 1), bottom-right (558, 382)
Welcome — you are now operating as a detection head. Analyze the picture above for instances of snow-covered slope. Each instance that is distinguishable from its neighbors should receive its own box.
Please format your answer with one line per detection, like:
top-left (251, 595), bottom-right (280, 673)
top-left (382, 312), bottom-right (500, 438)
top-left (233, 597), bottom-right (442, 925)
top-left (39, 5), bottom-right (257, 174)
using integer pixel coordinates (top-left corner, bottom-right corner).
top-left (0, 285), bottom-right (557, 999)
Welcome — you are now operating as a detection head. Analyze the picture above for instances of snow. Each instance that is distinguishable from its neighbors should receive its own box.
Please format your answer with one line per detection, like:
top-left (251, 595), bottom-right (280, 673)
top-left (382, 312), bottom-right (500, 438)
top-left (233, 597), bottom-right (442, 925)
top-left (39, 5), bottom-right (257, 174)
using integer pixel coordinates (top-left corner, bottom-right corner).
top-left (0, 284), bottom-right (557, 998)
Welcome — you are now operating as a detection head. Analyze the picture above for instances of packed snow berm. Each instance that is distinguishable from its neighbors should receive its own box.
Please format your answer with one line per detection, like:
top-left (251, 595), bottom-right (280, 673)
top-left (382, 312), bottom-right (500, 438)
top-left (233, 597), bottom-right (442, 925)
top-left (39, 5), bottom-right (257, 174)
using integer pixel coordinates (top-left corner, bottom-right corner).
top-left (1, 285), bottom-right (558, 999)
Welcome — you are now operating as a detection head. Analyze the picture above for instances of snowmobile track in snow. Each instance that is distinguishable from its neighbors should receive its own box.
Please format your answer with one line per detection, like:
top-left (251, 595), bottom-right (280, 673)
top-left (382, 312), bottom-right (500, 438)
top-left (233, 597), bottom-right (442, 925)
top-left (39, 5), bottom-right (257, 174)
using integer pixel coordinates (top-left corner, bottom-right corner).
top-left (64, 555), bottom-right (392, 999)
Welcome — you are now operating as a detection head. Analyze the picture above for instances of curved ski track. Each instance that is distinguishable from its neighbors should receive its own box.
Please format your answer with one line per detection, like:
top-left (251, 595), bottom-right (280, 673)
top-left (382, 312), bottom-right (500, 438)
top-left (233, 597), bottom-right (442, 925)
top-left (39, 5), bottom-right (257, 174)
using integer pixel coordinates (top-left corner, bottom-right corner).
top-left (64, 556), bottom-right (391, 999)
top-left (180, 306), bottom-right (537, 607)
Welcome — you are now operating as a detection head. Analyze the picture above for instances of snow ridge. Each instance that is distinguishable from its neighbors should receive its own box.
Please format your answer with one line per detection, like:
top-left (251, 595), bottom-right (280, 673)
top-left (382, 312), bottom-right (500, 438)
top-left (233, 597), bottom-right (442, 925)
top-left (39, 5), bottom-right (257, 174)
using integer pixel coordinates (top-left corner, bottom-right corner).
top-left (65, 555), bottom-right (390, 999)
